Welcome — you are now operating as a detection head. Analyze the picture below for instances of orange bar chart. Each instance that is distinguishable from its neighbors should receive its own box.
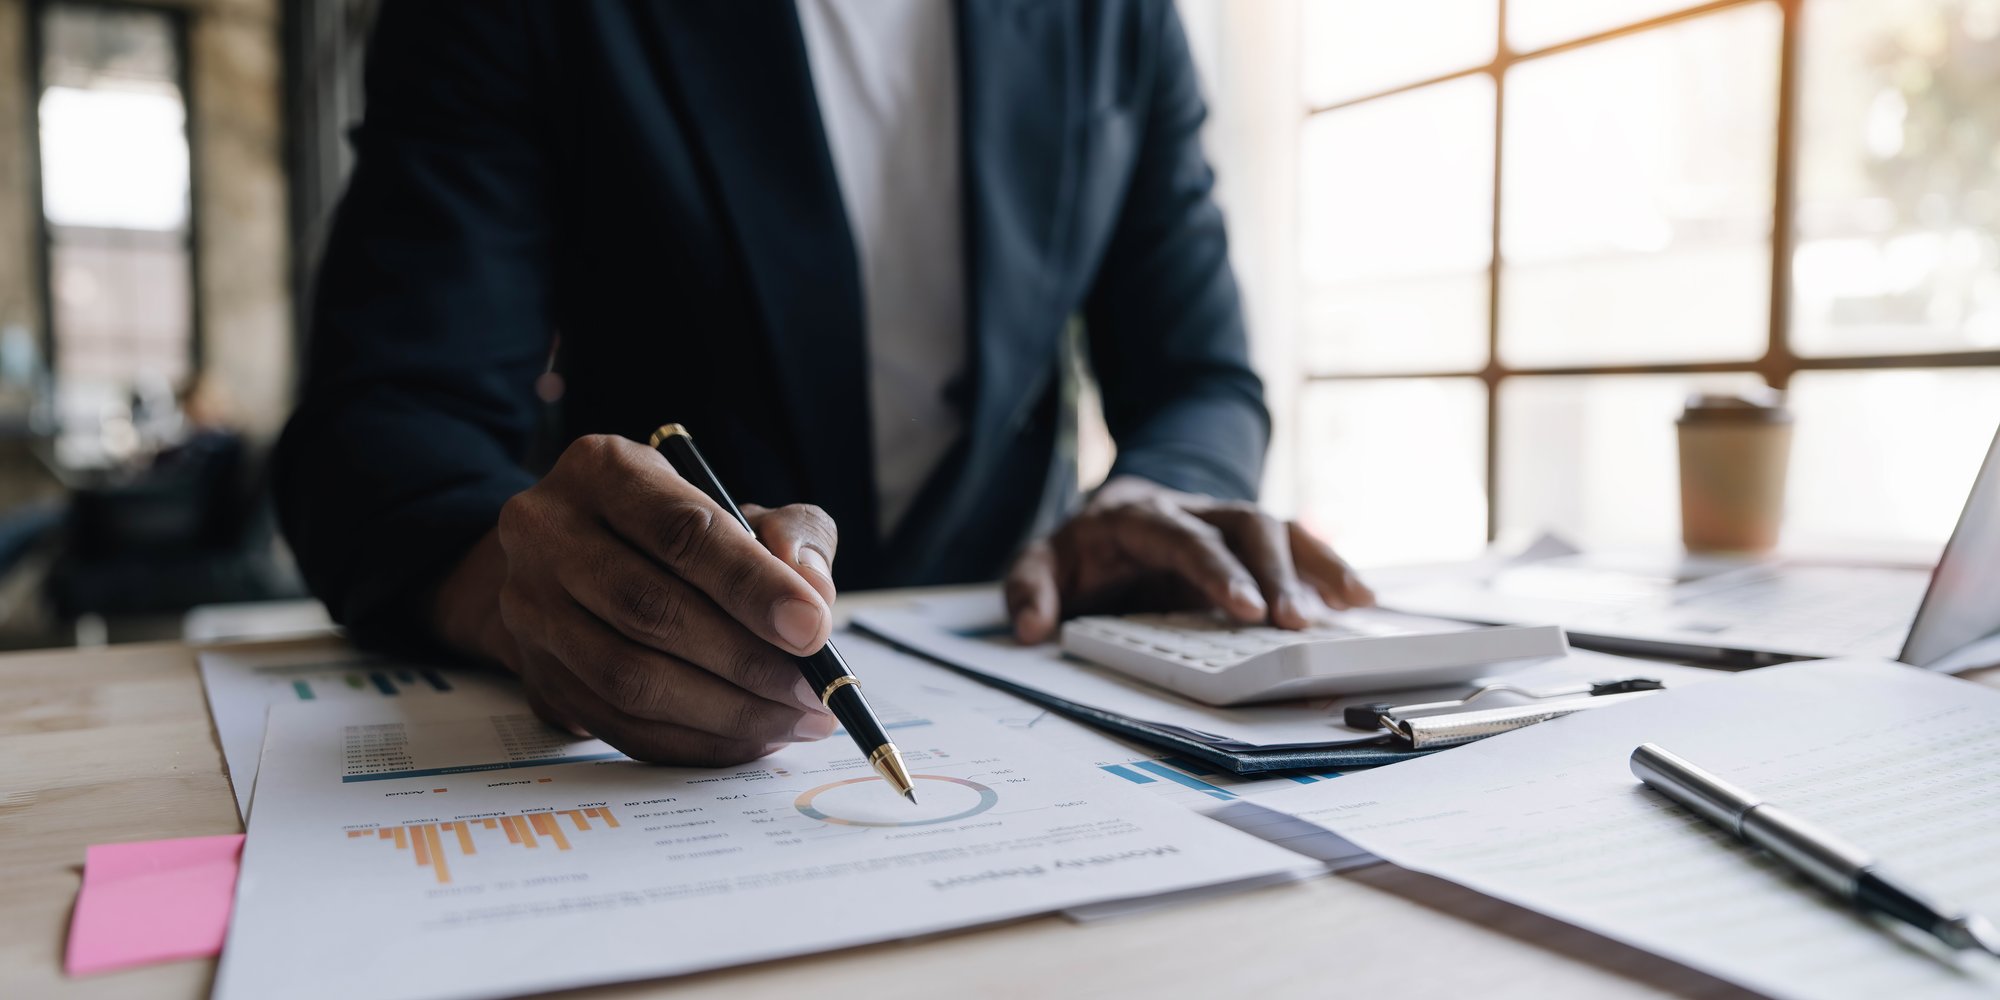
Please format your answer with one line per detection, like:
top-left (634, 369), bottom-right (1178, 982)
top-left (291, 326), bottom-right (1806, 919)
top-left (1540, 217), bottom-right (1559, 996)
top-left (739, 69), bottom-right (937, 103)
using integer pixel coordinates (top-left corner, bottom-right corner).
top-left (349, 807), bottom-right (620, 884)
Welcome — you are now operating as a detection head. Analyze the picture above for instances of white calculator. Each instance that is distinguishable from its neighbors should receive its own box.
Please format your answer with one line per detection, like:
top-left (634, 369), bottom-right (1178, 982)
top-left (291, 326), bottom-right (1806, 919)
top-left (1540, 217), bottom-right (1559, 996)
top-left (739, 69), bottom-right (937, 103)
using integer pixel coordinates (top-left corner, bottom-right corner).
top-left (1059, 609), bottom-right (1568, 706)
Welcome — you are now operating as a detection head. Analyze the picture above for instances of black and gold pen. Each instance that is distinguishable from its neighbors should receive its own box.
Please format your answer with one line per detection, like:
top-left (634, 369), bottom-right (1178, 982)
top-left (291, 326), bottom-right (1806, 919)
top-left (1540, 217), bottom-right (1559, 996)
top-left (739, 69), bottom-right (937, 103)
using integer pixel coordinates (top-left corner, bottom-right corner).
top-left (649, 423), bottom-right (916, 804)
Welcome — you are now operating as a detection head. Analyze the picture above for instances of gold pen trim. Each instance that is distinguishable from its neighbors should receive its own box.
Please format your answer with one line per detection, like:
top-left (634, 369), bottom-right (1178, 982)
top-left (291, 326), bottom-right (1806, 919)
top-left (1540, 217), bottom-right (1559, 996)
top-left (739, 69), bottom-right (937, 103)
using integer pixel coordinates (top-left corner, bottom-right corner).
top-left (648, 423), bottom-right (692, 448)
top-left (869, 743), bottom-right (917, 803)
top-left (820, 675), bottom-right (858, 707)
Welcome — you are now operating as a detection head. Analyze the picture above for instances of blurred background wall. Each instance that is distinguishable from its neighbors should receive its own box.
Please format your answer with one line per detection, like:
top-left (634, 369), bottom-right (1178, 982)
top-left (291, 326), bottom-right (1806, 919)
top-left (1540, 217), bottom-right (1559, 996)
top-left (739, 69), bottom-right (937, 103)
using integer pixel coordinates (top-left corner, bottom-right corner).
top-left (0, 0), bottom-right (290, 435)
top-left (0, 0), bottom-right (1995, 650)
top-left (0, 0), bottom-right (307, 646)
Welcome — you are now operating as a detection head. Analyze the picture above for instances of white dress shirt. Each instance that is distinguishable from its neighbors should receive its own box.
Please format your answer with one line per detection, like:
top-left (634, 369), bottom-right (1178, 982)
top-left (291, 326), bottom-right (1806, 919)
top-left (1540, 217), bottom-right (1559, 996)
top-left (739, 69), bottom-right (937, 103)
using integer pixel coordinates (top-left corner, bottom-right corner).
top-left (796, 0), bottom-right (967, 539)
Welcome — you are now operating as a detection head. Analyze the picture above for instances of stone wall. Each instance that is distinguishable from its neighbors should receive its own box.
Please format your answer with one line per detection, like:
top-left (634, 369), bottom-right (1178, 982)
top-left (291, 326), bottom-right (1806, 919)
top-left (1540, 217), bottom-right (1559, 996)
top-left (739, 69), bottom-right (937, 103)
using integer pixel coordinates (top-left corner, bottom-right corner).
top-left (0, 0), bottom-right (34, 341)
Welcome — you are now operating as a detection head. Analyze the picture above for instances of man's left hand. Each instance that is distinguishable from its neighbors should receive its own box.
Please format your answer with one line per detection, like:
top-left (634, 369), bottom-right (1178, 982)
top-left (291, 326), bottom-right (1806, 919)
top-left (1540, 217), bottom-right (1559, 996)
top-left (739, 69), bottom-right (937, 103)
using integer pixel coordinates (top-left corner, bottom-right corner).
top-left (1004, 476), bottom-right (1375, 644)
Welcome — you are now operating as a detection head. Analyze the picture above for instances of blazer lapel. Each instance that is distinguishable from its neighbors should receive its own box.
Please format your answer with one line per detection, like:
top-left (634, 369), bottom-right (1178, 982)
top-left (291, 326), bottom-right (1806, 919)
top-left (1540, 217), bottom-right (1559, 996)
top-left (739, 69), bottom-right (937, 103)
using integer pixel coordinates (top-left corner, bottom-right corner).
top-left (960, 0), bottom-right (1075, 453)
top-left (889, 0), bottom-right (1075, 580)
top-left (638, 0), bottom-right (880, 563)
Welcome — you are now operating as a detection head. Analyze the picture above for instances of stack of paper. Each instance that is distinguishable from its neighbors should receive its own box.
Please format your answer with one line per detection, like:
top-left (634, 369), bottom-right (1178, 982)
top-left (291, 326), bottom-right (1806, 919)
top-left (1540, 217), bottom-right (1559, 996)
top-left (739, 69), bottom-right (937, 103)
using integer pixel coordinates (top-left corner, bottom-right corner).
top-left (200, 642), bottom-right (531, 817)
top-left (197, 633), bottom-right (1321, 1000)
top-left (855, 589), bottom-right (1722, 767)
top-left (215, 694), bottom-right (1314, 999)
top-left (1237, 658), bottom-right (2000, 999)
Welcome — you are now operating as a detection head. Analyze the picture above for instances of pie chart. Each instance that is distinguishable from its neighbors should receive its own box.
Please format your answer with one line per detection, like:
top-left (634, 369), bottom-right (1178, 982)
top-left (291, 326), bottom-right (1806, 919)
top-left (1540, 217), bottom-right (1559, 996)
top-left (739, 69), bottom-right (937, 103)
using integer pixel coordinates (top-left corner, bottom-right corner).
top-left (794, 774), bottom-right (1000, 828)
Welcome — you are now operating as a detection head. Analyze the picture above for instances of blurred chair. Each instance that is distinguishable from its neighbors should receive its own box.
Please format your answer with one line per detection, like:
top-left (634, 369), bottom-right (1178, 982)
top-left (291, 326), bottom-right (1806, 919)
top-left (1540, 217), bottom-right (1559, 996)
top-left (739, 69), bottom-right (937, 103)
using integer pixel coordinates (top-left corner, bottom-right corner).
top-left (45, 431), bottom-right (306, 633)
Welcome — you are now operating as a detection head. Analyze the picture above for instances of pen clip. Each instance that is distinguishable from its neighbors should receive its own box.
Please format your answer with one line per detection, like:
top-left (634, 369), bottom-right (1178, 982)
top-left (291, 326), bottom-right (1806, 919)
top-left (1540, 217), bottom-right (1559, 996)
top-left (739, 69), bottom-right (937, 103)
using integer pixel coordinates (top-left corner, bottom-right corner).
top-left (1344, 677), bottom-right (1668, 738)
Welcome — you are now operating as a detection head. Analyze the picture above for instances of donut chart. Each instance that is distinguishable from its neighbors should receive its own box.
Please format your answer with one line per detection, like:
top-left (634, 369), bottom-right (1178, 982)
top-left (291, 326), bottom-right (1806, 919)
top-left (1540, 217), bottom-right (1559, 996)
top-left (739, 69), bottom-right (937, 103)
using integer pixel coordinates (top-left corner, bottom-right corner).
top-left (795, 775), bottom-right (1000, 828)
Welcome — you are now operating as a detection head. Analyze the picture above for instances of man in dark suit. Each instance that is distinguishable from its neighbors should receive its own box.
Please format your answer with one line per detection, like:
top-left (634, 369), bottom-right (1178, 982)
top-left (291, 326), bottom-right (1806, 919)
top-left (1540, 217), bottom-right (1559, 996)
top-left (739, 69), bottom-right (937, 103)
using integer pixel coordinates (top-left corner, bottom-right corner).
top-left (275, 0), bottom-right (1372, 766)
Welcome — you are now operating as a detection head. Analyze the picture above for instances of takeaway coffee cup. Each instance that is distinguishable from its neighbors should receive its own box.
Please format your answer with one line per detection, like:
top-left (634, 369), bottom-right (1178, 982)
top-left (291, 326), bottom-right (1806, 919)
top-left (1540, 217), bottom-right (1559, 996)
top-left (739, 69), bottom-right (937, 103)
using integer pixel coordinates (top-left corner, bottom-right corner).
top-left (1677, 389), bottom-right (1793, 553)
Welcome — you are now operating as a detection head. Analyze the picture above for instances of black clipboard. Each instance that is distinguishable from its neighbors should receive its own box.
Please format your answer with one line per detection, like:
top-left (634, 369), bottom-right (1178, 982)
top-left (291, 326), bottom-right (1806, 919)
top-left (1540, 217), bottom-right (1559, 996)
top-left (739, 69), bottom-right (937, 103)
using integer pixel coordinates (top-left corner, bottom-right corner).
top-left (854, 621), bottom-right (1438, 774)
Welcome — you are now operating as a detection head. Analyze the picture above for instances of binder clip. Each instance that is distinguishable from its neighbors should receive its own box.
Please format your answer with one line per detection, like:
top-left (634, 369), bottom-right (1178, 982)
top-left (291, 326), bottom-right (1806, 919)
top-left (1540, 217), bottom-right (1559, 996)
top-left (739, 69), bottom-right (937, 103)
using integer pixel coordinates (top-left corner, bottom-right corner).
top-left (1343, 678), bottom-right (1668, 750)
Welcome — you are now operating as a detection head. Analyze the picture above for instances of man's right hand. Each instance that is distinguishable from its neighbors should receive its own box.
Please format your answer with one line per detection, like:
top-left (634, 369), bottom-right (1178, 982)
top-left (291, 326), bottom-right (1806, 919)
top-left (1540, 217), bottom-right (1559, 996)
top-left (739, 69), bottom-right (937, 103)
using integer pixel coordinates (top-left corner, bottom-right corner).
top-left (432, 435), bottom-right (842, 766)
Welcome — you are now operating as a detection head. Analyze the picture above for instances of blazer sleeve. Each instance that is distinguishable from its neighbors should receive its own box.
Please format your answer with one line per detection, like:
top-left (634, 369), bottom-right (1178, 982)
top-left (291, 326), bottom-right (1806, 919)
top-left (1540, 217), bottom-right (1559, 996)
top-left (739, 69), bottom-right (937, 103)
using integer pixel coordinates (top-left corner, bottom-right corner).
top-left (1083, 3), bottom-right (1270, 503)
top-left (272, 1), bottom-right (552, 644)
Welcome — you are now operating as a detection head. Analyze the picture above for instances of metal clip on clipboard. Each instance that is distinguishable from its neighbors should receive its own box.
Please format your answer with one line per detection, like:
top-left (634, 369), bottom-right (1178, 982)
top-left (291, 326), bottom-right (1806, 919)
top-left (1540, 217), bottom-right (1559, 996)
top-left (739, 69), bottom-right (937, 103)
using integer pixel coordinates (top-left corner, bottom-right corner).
top-left (1343, 678), bottom-right (1668, 750)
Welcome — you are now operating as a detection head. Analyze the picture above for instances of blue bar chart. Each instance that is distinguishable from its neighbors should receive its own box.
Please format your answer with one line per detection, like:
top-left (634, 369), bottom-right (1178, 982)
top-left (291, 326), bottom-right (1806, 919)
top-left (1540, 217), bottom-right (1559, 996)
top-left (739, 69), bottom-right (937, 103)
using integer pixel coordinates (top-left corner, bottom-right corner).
top-left (1099, 757), bottom-right (1345, 802)
top-left (278, 664), bottom-right (456, 701)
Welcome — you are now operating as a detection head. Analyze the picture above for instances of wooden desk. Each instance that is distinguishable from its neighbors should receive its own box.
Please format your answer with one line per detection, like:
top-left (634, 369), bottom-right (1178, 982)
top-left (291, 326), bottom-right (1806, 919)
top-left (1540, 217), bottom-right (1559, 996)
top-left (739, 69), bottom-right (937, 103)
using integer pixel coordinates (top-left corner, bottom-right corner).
top-left (11, 591), bottom-right (1984, 1000)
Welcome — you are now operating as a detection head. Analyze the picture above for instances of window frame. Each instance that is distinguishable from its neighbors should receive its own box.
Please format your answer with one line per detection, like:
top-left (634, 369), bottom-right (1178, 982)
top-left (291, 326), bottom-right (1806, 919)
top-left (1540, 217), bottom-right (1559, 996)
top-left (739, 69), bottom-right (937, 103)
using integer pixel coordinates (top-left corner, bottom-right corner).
top-left (1300, 0), bottom-right (2000, 540)
top-left (26, 0), bottom-right (204, 386)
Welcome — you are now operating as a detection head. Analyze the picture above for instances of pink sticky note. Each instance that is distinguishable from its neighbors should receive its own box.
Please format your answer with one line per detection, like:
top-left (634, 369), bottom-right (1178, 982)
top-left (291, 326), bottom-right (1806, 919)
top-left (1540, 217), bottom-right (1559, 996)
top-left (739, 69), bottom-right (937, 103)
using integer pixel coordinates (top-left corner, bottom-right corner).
top-left (66, 834), bottom-right (245, 976)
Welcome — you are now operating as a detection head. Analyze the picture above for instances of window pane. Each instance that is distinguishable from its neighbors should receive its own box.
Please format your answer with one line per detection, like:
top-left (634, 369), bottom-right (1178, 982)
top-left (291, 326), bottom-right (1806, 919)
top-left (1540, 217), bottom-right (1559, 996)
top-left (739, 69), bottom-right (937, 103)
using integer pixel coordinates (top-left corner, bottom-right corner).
top-left (1297, 378), bottom-right (1488, 567)
top-left (1500, 5), bottom-right (1779, 368)
top-left (38, 3), bottom-right (192, 392)
top-left (1498, 373), bottom-right (1767, 549)
top-left (40, 87), bottom-right (189, 231)
top-left (1787, 369), bottom-right (2000, 548)
top-left (1301, 78), bottom-right (1493, 375)
top-left (1302, 0), bottom-right (1498, 106)
top-left (49, 230), bottom-right (192, 384)
top-left (1792, 0), bottom-right (2000, 357)
top-left (39, 4), bottom-right (187, 231)
top-left (1509, 0), bottom-right (1715, 51)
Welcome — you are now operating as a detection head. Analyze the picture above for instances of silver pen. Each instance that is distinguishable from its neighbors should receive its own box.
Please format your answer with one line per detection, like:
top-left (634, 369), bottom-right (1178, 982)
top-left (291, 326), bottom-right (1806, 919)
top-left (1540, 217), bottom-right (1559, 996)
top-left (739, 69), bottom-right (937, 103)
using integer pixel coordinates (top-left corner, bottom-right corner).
top-left (1630, 742), bottom-right (2000, 957)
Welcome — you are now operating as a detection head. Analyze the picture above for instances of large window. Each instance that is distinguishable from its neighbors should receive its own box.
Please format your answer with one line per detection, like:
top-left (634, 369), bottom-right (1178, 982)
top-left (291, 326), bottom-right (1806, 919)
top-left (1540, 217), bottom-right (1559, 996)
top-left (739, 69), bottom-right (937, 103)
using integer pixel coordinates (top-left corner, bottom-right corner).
top-left (1293, 0), bottom-right (2000, 565)
top-left (33, 1), bottom-right (196, 432)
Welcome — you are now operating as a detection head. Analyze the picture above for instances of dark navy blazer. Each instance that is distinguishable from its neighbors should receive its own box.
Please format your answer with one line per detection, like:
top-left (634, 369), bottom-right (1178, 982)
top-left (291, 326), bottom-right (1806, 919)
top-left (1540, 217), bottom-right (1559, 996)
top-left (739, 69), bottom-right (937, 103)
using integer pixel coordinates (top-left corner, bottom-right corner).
top-left (274, 0), bottom-right (1269, 642)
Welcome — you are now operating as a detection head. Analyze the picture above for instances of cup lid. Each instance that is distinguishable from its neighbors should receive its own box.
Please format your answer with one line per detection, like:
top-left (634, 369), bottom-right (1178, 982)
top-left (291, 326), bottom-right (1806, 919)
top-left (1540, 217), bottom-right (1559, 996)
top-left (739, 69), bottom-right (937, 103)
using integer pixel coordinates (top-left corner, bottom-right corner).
top-left (1679, 387), bottom-right (1791, 422)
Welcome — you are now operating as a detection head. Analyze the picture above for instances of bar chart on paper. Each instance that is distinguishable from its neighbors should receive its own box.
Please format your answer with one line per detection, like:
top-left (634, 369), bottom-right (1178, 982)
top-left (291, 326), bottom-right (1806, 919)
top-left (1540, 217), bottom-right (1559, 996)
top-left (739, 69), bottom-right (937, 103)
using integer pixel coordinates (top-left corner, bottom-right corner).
top-left (341, 714), bottom-right (626, 783)
top-left (317, 708), bottom-right (1073, 901)
top-left (350, 808), bottom-right (624, 885)
top-left (201, 643), bottom-right (530, 817)
top-left (353, 776), bottom-right (1019, 887)
top-left (1096, 756), bottom-right (1346, 804)
top-left (283, 663), bottom-right (458, 699)
top-left (218, 695), bottom-right (1316, 1000)
top-left (205, 647), bottom-right (497, 708)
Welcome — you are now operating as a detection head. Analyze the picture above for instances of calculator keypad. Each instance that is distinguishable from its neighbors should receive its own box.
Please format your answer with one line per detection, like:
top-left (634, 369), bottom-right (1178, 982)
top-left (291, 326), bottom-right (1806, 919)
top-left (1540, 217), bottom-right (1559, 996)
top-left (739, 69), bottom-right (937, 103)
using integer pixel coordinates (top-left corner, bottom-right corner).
top-left (1066, 613), bottom-right (1388, 672)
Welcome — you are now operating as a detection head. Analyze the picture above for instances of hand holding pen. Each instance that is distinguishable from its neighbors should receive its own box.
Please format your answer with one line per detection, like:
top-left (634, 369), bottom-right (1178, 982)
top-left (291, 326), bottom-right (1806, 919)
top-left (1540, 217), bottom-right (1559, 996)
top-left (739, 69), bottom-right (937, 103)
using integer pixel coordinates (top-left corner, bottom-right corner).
top-left (651, 425), bottom-right (914, 801)
top-left (434, 433), bottom-right (849, 767)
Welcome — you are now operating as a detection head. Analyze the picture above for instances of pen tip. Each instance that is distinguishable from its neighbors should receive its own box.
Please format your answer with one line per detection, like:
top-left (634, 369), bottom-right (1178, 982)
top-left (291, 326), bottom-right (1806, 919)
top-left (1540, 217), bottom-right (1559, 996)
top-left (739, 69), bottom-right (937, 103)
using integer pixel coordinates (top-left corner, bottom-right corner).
top-left (869, 743), bottom-right (917, 804)
top-left (1958, 915), bottom-right (2000, 958)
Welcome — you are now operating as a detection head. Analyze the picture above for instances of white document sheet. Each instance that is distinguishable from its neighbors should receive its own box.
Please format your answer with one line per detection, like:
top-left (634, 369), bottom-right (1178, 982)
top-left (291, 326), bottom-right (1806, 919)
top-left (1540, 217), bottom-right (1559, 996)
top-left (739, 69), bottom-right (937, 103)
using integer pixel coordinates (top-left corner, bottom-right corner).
top-left (202, 630), bottom-right (1355, 826)
top-left (215, 696), bottom-right (1315, 1000)
top-left (847, 627), bottom-right (1374, 805)
top-left (1244, 658), bottom-right (2000, 1000)
top-left (854, 588), bottom-right (1724, 750)
top-left (200, 642), bottom-right (528, 817)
